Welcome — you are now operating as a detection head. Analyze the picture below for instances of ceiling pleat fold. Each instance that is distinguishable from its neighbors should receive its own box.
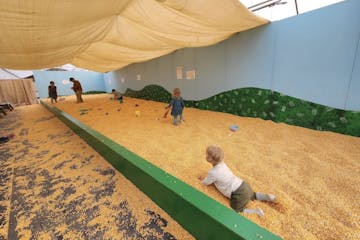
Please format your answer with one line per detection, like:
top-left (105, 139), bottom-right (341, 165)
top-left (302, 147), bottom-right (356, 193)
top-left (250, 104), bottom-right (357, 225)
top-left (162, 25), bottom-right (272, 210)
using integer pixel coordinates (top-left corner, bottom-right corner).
top-left (0, 0), bottom-right (267, 72)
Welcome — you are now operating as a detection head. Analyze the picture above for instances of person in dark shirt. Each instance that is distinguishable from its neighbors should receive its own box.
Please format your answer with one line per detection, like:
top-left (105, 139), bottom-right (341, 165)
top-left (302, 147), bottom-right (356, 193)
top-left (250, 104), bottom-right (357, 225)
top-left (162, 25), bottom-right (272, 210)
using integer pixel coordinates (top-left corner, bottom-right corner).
top-left (69, 77), bottom-right (83, 103)
top-left (48, 81), bottom-right (58, 103)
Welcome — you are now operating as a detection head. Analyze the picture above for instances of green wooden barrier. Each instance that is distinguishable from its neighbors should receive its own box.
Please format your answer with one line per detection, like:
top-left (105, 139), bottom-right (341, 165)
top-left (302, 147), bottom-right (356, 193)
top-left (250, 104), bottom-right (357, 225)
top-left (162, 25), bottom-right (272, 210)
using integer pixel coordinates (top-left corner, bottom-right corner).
top-left (41, 101), bottom-right (281, 240)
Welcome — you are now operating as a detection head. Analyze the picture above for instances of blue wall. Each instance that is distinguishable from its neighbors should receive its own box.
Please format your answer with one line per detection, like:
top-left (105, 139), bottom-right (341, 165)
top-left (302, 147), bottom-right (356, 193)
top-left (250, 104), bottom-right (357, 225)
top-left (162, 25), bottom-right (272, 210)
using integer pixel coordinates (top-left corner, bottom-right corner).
top-left (34, 71), bottom-right (105, 98)
top-left (271, 0), bottom-right (360, 110)
top-left (105, 0), bottom-right (360, 111)
top-left (346, 32), bottom-right (360, 111)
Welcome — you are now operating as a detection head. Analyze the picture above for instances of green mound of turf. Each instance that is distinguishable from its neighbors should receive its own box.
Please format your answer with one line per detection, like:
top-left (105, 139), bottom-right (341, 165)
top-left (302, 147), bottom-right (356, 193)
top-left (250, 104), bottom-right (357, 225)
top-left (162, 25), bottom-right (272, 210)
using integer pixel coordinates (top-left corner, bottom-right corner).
top-left (124, 85), bottom-right (360, 137)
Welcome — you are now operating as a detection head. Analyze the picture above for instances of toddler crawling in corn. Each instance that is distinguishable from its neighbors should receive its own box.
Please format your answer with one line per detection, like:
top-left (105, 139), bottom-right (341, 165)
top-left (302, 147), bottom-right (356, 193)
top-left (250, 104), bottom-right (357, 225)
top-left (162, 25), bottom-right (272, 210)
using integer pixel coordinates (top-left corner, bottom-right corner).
top-left (199, 145), bottom-right (275, 216)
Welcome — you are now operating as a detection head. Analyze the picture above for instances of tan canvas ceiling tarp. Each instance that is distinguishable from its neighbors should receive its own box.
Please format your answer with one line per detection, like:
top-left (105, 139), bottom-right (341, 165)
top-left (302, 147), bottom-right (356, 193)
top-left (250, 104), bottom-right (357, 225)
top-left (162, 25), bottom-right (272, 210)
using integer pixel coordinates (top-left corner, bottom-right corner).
top-left (0, 0), bottom-right (267, 72)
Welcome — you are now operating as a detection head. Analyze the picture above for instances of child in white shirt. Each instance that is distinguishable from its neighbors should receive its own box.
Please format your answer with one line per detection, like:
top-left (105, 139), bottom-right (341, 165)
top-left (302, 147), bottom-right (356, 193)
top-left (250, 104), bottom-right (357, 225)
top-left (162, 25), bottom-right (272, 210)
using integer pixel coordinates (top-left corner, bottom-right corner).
top-left (199, 145), bottom-right (276, 216)
top-left (111, 89), bottom-right (123, 102)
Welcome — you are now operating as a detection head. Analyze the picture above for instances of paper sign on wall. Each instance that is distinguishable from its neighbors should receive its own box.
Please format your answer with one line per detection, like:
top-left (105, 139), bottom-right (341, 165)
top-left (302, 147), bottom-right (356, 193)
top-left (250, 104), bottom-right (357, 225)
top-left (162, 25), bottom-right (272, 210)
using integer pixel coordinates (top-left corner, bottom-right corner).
top-left (176, 66), bottom-right (183, 80)
top-left (186, 70), bottom-right (196, 80)
top-left (62, 79), bottom-right (70, 85)
top-left (136, 74), bottom-right (141, 81)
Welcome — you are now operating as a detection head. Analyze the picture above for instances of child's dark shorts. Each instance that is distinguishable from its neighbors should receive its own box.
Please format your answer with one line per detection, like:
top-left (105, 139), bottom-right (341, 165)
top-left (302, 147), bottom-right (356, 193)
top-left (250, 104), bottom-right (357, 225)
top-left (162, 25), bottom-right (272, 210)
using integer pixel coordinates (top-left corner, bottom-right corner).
top-left (230, 181), bottom-right (256, 212)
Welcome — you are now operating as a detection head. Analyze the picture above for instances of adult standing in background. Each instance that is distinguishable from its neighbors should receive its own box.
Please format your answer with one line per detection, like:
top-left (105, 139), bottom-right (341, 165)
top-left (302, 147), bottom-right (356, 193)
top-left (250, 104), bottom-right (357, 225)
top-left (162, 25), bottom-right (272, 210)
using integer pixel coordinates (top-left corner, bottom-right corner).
top-left (69, 77), bottom-right (83, 103)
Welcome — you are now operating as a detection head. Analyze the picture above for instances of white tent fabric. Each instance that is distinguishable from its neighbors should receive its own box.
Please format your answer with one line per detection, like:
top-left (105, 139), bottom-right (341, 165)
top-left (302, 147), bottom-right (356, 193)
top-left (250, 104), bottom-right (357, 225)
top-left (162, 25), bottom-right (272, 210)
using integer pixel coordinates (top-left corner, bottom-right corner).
top-left (0, 0), bottom-right (267, 72)
top-left (0, 69), bottom-right (33, 79)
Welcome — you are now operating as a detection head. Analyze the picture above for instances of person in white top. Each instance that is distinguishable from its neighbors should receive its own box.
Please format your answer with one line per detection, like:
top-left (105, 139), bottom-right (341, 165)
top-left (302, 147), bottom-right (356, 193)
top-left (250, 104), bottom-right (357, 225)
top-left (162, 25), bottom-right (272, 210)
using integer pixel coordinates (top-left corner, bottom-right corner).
top-left (199, 145), bottom-right (276, 216)
top-left (111, 89), bottom-right (123, 103)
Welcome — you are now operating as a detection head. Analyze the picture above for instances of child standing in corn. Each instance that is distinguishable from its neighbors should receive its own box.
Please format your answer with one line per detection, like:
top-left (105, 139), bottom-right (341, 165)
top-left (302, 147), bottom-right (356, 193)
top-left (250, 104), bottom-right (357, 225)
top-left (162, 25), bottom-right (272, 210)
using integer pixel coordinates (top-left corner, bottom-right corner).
top-left (48, 81), bottom-right (58, 103)
top-left (166, 88), bottom-right (185, 125)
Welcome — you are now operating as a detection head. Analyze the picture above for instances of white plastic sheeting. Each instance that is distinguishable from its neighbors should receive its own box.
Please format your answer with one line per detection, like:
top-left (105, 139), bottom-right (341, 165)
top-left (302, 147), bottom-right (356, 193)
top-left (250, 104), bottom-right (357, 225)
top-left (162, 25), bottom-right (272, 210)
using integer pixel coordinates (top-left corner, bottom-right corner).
top-left (0, 0), bottom-right (267, 72)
